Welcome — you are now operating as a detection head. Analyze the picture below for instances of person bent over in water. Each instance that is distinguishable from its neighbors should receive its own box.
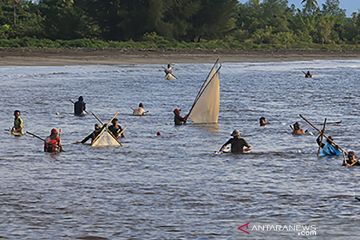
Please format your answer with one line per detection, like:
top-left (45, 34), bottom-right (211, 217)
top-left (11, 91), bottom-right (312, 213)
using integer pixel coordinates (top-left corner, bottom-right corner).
top-left (316, 133), bottom-right (341, 157)
top-left (292, 122), bottom-right (305, 135)
top-left (81, 123), bottom-right (103, 144)
top-left (12, 110), bottom-right (24, 134)
top-left (44, 128), bottom-right (62, 153)
top-left (173, 108), bottom-right (188, 125)
top-left (219, 129), bottom-right (251, 154)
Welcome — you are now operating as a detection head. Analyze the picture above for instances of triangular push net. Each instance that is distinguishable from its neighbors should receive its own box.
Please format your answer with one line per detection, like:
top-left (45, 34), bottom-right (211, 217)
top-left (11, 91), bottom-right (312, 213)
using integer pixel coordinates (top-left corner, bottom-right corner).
top-left (91, 128), bottom-right (120, 147)
top-left (188, 59), bottom-right (221, 124)
top-left (91, 112), bottom-right (121, 147)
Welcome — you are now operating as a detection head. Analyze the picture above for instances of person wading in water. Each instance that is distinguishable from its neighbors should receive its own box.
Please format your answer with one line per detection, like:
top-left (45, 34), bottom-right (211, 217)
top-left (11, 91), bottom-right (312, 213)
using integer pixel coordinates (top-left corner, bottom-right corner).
top-left (219, 129), bottom-right (251, 154)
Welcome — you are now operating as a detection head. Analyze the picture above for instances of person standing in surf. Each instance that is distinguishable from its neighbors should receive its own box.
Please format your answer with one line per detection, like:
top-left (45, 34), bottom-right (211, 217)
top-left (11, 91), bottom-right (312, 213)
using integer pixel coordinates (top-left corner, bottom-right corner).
top-left (12, 110), bottom-right (24, 134)
top-left (133, 103), bottom-right (146, 116)
top-left (44, 128), bottom-right (62, 153)
top-left (219, 130), bottom-right (251, 154)
top-left (164, 64), bottom-right (173, 75)
top-left (173, 108), bottom-right (188, 125)
top-left (74, 96), bottom-right (86, 116)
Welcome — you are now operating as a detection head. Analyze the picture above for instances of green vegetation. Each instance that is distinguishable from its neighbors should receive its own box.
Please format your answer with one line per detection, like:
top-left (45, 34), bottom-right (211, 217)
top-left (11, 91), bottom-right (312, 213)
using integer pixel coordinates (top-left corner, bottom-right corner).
top-left (0, 0), bottom-right (359, 50)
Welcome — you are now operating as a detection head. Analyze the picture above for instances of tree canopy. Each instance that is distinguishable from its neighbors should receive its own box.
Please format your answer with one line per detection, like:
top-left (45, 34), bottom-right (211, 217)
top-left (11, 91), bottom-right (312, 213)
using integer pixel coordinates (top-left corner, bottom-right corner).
top-left (0, 0), bottom-right (359, 46)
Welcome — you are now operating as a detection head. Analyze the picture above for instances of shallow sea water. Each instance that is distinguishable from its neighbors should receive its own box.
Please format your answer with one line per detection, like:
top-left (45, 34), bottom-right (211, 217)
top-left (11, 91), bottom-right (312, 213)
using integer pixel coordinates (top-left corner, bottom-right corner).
top-left (0, 60), bottom-right (360, 239)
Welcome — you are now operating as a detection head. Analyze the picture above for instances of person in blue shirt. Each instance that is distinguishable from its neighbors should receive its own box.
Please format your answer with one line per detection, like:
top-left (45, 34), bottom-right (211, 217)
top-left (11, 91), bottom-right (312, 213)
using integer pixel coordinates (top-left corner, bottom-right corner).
top-left (316, 133), bottom-right (341, 157)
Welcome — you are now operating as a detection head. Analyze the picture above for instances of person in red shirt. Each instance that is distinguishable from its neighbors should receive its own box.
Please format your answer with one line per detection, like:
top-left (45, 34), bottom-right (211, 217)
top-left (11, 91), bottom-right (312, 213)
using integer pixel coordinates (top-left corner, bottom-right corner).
top-left (44, 128), bottom-right (62, 153)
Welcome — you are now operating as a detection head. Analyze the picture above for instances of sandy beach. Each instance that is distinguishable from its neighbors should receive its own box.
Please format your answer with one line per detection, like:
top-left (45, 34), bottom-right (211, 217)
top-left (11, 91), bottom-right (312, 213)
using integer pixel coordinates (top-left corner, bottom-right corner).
top-left (0, 48), bottom-right (359, 65)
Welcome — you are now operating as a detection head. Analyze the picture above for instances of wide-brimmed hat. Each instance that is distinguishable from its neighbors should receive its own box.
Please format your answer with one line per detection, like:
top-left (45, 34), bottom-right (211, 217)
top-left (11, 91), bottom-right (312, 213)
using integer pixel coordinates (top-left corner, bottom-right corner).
top-left (231, 129), bottom-right (240, 137)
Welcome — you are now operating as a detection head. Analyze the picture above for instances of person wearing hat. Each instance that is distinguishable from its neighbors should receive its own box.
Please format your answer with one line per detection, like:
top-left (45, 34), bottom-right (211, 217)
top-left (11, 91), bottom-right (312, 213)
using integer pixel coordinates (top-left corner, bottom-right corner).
top-left (11, 110), bottom-right (24, 134)
top-left (44, 128), bottom-right (62, 153)
top-left (173, 108), bottom-right (188, 125)
top-left (74, 96), bottom-right (86, 116)
top-left (219, 129), bottom-right (251, 154)
top-left (316, 133), bottom-right (342, 157)
top-left (259, 117), bottom-right (268, 127)
top-left (81, 123), bottom-right (103, 144)
top-left (133, 102), bottom-right (146, 116)
top-left (108, 118), bottom-right (125, 138)
top-left (292, 122), bottom-right (305, 135)
top-left (342, 151), bottom-right (360, 167)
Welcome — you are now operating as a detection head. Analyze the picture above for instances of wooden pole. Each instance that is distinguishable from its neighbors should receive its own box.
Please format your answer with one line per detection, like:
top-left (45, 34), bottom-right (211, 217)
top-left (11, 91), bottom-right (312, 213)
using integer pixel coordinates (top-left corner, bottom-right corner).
top-left (299, 114), bottom-right (348, 154)
top-left (317, 118), bottom-right (327, 156)
top-left (26, 131), bottom-right (45, 141)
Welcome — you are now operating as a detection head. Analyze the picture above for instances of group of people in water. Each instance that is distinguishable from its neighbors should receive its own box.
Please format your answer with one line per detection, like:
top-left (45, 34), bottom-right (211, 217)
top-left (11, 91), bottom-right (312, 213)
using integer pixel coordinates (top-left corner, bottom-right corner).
top-left (11, 95), bottom-right (129, 152)
top-left (172, 106), bottom-right (357, 167)
top-left (12, 110), bottom-right (63, 152)
top-left (9, 64), bottom-right (358, 167)
top-left (11, 96), bottom-right (359, 167)
top-left (215, 116), bottom-right (357, 167)
top-left (289, 120), bottom-right (358, 167)
top-left (74, 96), bottom-right (126, 144)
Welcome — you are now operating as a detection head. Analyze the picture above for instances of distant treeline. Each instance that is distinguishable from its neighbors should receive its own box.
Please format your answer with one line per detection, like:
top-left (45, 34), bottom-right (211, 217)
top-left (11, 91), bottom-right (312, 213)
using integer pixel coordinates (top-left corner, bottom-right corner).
top-left (0, 0), bottom-right (359, 49)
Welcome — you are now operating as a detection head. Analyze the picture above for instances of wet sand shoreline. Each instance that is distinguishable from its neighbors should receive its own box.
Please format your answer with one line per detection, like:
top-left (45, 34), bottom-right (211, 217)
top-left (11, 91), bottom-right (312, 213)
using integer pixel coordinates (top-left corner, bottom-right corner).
top-left (0, 48), bottom-right (359, 65)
